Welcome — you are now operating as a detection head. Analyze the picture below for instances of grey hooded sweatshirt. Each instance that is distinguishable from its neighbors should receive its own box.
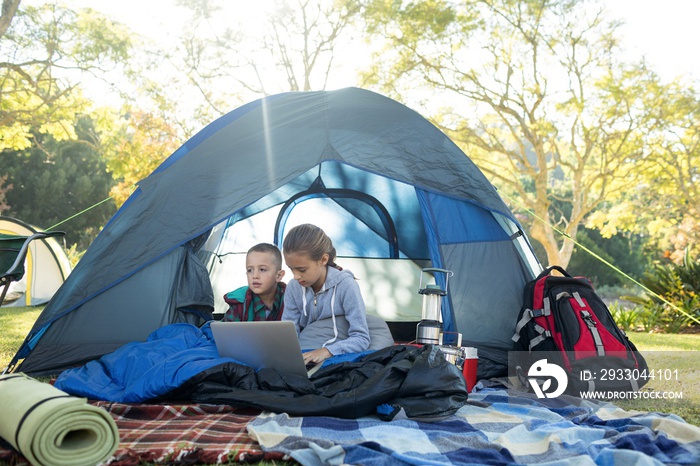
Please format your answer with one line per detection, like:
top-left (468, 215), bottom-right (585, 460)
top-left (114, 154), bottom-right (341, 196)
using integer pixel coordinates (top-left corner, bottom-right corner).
top-left (283, 266), bottom-right (370, 355)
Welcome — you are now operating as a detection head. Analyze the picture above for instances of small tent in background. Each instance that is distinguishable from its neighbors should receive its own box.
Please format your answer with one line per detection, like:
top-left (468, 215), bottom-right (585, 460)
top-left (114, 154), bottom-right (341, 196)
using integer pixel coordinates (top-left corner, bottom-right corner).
top-left (10, 88), bottom-right (542, 377)
top-left (0, 217), bottom-right (72, 307)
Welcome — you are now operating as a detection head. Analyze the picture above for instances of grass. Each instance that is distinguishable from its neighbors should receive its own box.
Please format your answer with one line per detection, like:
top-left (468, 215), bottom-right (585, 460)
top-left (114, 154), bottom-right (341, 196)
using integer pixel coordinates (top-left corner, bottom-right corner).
top-left (613, 331), bottom-right (700, 425)
top-left (0, 306), bottom-right (42, 372)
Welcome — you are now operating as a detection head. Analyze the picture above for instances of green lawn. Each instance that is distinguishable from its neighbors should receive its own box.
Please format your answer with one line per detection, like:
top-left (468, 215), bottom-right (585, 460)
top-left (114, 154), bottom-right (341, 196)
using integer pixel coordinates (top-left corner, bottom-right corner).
top-left (1, 306), bottom-right (699, 426)
top-left (613, 331), bottom-right (700, 425)
top-left (0, 306), bottom-right (42, 372)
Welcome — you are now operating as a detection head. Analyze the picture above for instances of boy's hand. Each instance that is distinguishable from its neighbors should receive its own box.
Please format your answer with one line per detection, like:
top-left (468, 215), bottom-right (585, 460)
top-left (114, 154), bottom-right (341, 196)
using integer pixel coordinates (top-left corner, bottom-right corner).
top-left (303, 347), bottom-right (332, 365)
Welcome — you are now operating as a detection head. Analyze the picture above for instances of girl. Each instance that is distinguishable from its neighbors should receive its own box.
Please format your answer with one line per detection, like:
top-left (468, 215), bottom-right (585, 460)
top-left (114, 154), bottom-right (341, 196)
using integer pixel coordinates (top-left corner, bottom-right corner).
top-left (282, 223), bottom-right (370, 364)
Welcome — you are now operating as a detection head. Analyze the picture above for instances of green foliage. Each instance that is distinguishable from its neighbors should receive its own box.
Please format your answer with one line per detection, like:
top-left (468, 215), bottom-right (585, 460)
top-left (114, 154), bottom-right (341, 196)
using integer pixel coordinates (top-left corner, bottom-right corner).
top-left (0, 2), bottom-right (132, 151)
top-left (637, 304), bottom-right (666, 333)
top-left (64, 242), bottom-right (86, 269)
top-left (0, 117), bottom-right (117, 251)
top-left (100, 108), bottom-right (181, 206)
top-left (626, 251), bottom-right (700, 332)
top-left (567, 228), bottom-right (650, 287)
top-left (363, 0), bottom-right (455, 37)
top-left (72, 8), bottom-right (132, 64)
top-left (0, 174), bottom-right (9, 214)
top-left (586, 80), bottom-right (700, 263)
top-left (609, 302), bottom-right (638, 332)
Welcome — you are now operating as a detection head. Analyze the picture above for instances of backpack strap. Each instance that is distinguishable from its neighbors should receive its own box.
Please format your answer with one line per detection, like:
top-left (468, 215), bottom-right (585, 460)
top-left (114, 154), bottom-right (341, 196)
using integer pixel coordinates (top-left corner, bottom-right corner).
top-left (512, 300), bottom-right (551, 342)
top-left (629, 376), bottom-right (639, 392)
top-left (512, 310), bottom-right (532, 342)
top-left (535, 265), bottom-right (573, 280)
top-left (528, 323), bottom-right (551, 350)
top-left (586, 379), bottom-right (596, 393)
top-left (580, 306), bottom-right (605, 356)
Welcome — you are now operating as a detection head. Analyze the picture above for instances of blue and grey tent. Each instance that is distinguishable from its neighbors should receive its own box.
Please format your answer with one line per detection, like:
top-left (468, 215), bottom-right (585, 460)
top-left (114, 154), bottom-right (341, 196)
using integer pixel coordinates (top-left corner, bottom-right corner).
top-left (10, 87), bottom-right (542, 377)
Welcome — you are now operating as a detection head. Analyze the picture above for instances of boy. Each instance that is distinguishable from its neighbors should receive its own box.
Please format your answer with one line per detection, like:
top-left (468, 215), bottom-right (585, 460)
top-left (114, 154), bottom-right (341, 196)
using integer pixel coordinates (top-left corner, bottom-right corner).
top-left (222, 243), bottom-right (286, 322)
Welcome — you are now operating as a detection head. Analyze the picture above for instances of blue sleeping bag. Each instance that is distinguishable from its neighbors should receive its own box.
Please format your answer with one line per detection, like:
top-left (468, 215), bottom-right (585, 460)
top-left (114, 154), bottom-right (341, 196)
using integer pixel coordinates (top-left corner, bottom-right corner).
top-left (54, 323), bottom-right (231, 402)
top-left (54, 322), bottom-right (468, 419)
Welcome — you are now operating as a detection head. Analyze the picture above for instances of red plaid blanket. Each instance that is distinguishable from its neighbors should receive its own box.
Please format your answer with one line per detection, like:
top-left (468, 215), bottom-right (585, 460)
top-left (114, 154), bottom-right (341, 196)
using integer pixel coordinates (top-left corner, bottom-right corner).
top-left (0, 401), bottom-right (287, 465)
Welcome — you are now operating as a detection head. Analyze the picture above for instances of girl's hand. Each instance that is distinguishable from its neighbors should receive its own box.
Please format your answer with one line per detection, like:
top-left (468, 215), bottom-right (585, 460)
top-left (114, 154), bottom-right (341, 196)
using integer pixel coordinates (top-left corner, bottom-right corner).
top-left (303, 347), bottom-right (332, 365)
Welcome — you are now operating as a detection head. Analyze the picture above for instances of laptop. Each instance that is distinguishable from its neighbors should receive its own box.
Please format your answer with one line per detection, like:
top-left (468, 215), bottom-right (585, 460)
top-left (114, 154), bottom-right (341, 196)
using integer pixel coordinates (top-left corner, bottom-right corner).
top-left (210, 320), bottom-right (322, 378)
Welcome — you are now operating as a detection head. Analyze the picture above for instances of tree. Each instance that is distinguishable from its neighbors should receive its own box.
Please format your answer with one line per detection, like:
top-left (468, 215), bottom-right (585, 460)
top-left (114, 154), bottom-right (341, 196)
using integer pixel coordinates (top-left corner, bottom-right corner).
top-left (0, 0), bottom-right (130, 222)
top-left (85, 0), bottom-right (366, 208)
top-left (587, 80), bottom-right (700, 263)
top-left (567, 228), bottom-right (650, 287)
top-left (0, 117), bottom-right (117, 251)
top-left (0, 1), bottom-right (132, 152)
top-left (0, 0), bottom-right (27, 208)
top-left (101, 108), bottom-right (182, 206)
top-left (0, 1), bottom-right (143, 232)
top-left (361, 0), bottom-right (658, 268)
top-left (0, 0), bottom-right (20, 37)
top-left (163, 0), bottom-right (363, 122)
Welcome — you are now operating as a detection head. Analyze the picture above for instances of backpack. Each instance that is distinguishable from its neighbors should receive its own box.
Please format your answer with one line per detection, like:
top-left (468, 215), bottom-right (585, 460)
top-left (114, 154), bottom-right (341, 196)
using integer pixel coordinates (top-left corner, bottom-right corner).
top-left (512, 266), bottom-right (648, 396)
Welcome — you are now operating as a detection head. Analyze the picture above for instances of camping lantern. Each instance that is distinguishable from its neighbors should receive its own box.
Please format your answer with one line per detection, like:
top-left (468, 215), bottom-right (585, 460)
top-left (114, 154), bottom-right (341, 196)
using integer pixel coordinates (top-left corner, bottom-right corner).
top-left (416, 268), bottom-right (453, 345)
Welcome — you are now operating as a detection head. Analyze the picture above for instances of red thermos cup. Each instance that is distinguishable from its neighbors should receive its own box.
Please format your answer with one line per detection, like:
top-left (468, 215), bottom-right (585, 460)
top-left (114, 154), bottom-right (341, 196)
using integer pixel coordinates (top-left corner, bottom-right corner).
top-left (462, 347), bottom-right (478, 392)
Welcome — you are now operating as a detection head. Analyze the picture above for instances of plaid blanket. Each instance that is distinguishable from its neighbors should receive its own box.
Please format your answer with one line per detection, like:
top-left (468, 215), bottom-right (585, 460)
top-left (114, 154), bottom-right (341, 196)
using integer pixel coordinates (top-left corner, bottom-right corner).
top-left (0, 402), bottom-right (286, 466)
top-left (247, 387), bottom-right (700, 465)
top-left (2, 388), bottom-right (698, 465)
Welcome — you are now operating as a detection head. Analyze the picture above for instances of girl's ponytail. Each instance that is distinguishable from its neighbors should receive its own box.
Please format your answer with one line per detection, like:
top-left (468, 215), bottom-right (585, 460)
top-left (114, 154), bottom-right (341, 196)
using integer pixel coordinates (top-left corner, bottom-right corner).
top-left (327, 246), bottom-right (342, 270)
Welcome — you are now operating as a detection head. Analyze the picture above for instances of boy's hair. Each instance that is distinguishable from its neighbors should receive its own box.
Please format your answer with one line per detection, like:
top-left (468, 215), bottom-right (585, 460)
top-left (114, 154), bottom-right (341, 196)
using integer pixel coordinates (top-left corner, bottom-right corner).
top-left (282, 224), bottom-right (339, 268)
top-left (247, 243), bottom-right (283, 270)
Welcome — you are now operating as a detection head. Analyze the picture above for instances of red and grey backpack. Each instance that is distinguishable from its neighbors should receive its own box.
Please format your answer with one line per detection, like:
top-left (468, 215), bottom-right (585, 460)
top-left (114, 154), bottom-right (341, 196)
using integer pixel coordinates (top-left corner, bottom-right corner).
top-left (512, 266), bottom-right (648, 395)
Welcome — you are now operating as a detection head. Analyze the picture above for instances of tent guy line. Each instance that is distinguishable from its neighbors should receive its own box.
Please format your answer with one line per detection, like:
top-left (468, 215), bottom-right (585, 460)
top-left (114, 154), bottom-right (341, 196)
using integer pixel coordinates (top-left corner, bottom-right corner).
top-left (500, 189), bottom-right (700, 326)
top-left (46, 191), bottom-right (129, 232)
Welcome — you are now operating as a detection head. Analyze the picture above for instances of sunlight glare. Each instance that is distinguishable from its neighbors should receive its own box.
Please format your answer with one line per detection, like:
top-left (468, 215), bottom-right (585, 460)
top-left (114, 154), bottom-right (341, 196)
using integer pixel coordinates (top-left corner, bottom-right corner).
top-left (260, 96), bottom-right (277, 193)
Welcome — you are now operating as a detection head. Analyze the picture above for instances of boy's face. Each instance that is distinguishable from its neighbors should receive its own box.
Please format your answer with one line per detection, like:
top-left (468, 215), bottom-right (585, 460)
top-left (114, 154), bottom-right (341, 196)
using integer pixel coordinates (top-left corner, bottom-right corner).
top-left (246, 251), bottom-right (284, 296)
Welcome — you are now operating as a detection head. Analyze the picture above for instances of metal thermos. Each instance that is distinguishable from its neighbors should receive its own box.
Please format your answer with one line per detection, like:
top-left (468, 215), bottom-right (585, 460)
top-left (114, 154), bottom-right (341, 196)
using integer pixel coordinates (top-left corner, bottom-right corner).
top-left (415, 268), bottom-right (453, 345)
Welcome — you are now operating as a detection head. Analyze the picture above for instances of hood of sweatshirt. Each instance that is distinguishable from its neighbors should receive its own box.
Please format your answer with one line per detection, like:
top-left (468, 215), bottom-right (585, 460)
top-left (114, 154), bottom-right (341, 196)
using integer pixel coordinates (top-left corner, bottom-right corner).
top-left (323, 266), bottom-right (355, 290)
top-left (285, 266), bottom-right (370, 355)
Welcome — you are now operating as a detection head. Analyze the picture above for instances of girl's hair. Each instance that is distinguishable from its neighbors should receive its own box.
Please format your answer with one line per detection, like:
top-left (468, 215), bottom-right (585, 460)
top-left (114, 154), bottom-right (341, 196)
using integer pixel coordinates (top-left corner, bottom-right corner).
top-left (283, 224), bottom-right (340, 269)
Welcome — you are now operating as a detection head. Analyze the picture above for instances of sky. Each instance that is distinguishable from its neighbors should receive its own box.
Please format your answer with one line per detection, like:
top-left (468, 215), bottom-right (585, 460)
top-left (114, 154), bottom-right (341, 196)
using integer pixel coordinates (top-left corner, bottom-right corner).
top-left (62, 0), bottom-right (700, 88)
top-left (61, 0), bottom-right (700, 83)
top-left (604, 0), bottom-right (700, 81)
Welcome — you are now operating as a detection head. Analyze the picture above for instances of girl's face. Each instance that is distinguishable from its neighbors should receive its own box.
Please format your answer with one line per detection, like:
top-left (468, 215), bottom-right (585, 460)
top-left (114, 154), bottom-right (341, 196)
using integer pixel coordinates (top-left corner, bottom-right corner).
top-left (284, 251), bottom-right (329, 293)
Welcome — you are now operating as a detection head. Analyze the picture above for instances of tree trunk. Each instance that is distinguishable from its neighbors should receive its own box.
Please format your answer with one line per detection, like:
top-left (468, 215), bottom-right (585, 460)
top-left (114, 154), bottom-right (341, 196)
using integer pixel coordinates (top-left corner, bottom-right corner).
top-left (0, 0), bottom-right (20, 38)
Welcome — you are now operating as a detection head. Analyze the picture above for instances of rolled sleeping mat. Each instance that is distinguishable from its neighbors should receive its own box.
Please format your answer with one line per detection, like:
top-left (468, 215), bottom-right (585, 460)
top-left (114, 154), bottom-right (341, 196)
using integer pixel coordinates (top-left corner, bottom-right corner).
top-left (0, 373), bottom-right (119, 466)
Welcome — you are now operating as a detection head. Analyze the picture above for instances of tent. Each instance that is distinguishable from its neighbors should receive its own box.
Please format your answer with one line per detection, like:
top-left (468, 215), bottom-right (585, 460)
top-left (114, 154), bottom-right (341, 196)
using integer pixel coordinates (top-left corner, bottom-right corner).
top-left (10, 87), bottom-right (542, 377)
top-left (0, 217), bottom-right (71, 307)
